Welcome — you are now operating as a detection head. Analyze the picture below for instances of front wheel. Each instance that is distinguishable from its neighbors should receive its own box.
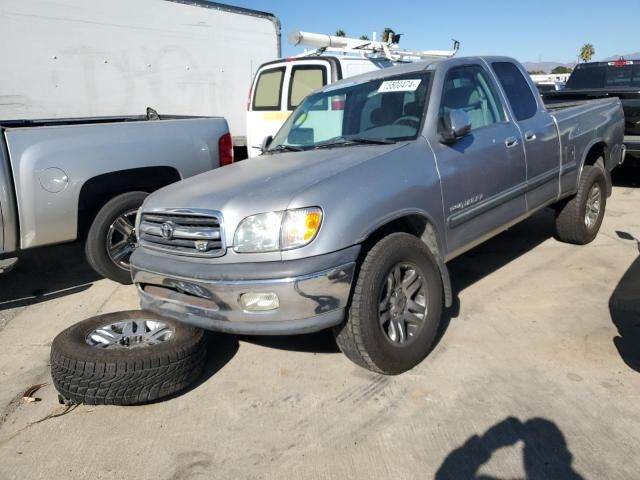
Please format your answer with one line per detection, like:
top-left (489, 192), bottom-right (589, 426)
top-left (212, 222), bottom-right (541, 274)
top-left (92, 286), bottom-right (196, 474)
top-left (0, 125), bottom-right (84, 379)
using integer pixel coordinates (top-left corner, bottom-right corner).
top-left (334, 233), bottom-right (443, 375)
top-left (85, 191), bottom-right (148, 284)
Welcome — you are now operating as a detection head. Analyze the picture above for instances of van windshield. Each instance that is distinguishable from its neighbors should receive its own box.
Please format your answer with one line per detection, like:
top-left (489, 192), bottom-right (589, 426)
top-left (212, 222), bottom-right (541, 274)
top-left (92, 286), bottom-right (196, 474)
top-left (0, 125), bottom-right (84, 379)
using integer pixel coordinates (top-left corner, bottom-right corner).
top-left (268, 72), bottom-right (432, 152)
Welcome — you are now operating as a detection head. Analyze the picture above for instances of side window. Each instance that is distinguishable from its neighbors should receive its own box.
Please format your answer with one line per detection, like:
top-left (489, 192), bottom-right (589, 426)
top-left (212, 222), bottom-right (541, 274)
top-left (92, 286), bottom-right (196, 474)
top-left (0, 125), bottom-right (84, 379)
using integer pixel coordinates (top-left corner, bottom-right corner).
top-left (440, 65), bottom-right (505, 131)
top-left (288, 66), bottom-right (327, 110)
top-left (252, 67), bottom-right (285, 110)
top-left (492, 62), bottom-right (538, 121)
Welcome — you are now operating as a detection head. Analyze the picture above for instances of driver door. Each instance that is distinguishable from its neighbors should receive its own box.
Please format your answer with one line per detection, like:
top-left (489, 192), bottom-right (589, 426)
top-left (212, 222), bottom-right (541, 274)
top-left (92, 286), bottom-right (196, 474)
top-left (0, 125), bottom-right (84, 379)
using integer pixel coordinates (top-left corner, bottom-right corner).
top-left (430, 64), bottom-right (527, 258)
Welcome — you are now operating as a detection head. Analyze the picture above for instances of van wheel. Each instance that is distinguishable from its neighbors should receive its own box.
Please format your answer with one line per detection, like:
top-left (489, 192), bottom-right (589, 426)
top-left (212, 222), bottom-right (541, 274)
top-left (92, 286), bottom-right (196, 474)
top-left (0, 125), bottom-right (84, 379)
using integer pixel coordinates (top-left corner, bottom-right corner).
top-left (85, 191), bottom-right (148, 284)
top-left (334, 233), bottom-right (443, 375)
top-left (555, 164), bottom-right (606, 245)
top-left (50, 310), bottom-right (206, 405)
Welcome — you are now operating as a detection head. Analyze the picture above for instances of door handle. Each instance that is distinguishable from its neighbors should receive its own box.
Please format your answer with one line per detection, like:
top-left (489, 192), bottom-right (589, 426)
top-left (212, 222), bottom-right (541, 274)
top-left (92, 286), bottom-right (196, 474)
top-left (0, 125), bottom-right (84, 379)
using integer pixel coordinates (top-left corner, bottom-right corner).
top-left (525, 131), bottom-right (537, 141)
top-left (505, 136), bottom-right (518, 148)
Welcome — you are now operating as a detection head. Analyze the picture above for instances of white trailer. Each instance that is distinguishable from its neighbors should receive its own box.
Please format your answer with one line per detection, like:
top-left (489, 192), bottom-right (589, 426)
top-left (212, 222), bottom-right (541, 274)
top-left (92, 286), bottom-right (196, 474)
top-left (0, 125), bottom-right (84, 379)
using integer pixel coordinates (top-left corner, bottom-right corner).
top-left (0, 0), bottom-right (281, 157)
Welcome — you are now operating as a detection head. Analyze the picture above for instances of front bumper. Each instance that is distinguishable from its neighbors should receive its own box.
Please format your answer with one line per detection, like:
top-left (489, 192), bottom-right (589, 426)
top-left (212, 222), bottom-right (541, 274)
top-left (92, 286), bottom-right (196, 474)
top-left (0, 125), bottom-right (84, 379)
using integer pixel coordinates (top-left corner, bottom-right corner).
top-left (130, 246), bottom-right (359, 335)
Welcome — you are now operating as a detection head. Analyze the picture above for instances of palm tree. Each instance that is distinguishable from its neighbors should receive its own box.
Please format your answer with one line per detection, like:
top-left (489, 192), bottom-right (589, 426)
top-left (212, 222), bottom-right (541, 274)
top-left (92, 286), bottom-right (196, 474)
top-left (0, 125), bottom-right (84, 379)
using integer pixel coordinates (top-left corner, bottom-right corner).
top-left (579, 44), bottom-right (595, 63)
top-left (335, 30), bottom-right (346, 37)
top-left (359, 35), bottom-right (370, 41)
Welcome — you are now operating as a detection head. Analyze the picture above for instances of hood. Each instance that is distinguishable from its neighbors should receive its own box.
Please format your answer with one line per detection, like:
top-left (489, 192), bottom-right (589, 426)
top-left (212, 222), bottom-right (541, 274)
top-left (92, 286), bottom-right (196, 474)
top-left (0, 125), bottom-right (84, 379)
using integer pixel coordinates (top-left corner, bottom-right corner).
top-left (143, 143), bottom-right (406, 236)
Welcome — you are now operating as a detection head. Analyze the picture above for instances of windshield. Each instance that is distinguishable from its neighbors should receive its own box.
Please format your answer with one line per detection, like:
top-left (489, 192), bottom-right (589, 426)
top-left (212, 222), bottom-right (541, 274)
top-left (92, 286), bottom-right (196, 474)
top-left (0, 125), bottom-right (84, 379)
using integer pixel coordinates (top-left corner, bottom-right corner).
top-left (268, 71), bottom-right (432, 152)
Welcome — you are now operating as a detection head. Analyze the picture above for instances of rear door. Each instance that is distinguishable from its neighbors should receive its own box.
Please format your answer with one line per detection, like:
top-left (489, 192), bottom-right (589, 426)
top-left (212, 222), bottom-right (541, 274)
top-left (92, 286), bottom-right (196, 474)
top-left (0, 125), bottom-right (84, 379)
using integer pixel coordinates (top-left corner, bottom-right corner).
top-left (247, 60), bottom-right (332, 157)
top-left (491, 61), bottom-right (561, 210)
top-left (430, 63), bottom-right (527, 258)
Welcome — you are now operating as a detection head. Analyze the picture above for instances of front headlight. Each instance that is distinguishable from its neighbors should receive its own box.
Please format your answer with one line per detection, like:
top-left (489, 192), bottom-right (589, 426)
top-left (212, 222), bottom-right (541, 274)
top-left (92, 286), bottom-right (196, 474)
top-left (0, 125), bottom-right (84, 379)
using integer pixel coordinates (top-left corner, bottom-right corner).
top-left (233, 207), bottom-right (322, 253)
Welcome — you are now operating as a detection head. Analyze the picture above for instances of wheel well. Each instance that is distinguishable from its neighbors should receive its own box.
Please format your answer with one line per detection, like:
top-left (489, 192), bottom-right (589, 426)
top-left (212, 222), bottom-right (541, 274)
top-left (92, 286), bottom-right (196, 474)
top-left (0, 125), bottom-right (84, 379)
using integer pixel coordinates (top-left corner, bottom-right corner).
top-left (582, 142), bottom-right (611, 196)
top-left (77, 166), bottom-right (181, 239)
top-left (584, 142), bottom-right (607, 169)
top-left (362, 215), bottom-right (452, 307)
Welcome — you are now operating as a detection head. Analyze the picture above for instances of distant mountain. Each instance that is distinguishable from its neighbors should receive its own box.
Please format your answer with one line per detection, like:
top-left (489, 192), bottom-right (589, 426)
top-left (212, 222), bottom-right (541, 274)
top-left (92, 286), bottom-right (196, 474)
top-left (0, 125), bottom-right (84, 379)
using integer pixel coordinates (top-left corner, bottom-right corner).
top-left (602, 51), bottom-right (640, 61)
top-left (523, 52), bottom-right (640, 73)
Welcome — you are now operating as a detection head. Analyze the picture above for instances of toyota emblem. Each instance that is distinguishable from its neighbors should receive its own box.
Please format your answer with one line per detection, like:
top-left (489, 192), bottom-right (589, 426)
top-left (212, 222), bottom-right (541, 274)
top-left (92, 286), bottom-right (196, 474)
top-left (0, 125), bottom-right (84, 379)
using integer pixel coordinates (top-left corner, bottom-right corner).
top-left (160, 221), bottom-right (175, 240)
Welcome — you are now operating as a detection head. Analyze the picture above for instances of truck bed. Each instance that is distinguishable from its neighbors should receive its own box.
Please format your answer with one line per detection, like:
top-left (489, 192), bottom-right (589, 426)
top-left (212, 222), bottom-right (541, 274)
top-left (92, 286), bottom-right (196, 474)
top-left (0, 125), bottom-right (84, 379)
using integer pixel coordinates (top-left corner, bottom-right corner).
top-left (542, 98), bottom-right (593, 112)
top-left (0, 113), bottom-right (204, 129)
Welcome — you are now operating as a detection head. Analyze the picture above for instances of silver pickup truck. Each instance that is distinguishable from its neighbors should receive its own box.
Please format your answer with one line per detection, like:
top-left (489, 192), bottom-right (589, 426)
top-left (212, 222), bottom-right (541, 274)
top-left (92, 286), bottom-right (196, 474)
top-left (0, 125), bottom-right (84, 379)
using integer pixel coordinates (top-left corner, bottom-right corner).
top-left (0, 113), bottom-right (231, 284)
top-left (130, 57), bottom-right (625, 374)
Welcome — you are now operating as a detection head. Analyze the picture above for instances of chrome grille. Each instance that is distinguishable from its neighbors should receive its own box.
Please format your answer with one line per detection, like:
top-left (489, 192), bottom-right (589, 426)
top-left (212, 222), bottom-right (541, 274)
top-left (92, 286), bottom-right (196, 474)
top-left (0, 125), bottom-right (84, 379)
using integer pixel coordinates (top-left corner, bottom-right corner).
top-left (138, 211), bottom-right (225, 257)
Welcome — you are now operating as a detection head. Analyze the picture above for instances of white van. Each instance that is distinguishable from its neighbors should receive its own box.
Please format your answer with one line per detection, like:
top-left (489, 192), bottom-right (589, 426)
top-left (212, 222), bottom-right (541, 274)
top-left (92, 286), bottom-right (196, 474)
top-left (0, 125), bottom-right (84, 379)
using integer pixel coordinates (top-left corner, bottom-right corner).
top-left (246, 55), bottom-right (393, 157)
top-left (246, 31), bottom-right (459, 157)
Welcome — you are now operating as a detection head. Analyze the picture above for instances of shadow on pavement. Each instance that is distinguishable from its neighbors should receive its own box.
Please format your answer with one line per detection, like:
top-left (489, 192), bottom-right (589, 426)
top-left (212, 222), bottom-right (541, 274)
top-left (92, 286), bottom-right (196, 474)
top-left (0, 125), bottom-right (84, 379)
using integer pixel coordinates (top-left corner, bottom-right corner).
top-left (0, 242), bottom-right (101, 311)
top-left (156, 332), bottom-right (239, 403)
top-left (435, 416), bottom-right (584, 480)
top-left (241, 329), bottom-right (340, 354)
top-left (612, 161), bottom-right (640, 187)
top-left (609, 232), bottom-right (640, 372)
top-left (448, 208), bottom-right (556, 296)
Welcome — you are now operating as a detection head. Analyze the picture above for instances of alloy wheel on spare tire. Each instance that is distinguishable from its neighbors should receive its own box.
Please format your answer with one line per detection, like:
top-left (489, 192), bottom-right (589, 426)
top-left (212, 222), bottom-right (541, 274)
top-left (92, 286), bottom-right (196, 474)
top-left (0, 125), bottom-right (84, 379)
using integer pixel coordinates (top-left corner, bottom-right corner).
top-left (334, 232), bottom-right (443, 375)
top-left (50, 310), bottom-right (206, 405)
top-left (554, 164), bottom-right (607, 245)
top-left (85, 191), bottom-right (148, 285)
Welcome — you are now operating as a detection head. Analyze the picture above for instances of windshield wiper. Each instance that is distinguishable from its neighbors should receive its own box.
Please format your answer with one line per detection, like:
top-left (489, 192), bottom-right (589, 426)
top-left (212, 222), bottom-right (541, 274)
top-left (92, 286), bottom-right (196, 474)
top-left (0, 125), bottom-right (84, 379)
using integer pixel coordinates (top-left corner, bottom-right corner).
top-left (313, 136), bottom-right (397, 149)
top-left (267, 144), bottom-right (305, 153)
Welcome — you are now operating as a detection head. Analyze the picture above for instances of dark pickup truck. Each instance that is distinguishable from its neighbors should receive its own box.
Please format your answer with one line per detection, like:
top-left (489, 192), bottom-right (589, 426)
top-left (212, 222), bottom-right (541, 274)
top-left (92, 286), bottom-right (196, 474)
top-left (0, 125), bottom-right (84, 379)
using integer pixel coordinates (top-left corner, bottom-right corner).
top-left (543, 59), bottom-right (639, 160)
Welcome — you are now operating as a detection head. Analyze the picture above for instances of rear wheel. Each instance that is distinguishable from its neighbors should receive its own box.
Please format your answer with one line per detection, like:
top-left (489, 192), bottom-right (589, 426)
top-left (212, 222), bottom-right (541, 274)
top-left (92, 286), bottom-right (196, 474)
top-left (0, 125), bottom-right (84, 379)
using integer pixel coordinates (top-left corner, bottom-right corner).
top-left (334, 233), bottom-right (443, 375)
top-left (555, 164), bottom-right (606, 245)
top-left (85, 191), bottom-right (148, 284)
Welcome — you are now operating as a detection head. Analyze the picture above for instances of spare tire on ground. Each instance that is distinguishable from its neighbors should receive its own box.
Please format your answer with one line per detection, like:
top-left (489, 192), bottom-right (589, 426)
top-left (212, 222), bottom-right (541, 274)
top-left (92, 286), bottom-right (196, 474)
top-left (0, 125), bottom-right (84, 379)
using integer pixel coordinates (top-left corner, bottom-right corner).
top-left (51, 310), bottom-right (206, 405)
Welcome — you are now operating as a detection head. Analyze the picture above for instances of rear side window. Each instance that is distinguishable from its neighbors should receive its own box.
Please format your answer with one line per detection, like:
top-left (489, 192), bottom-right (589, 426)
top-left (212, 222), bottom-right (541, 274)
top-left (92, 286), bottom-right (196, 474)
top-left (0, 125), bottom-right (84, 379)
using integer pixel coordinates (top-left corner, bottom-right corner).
top-left (492, 62), bottom-right (538, 121)
top-left (567, 65), bottom-right (605, 89)
top-left (253, 67), bottom-right (285, 110)
top-left (288, 66), bottom-right (327, 110)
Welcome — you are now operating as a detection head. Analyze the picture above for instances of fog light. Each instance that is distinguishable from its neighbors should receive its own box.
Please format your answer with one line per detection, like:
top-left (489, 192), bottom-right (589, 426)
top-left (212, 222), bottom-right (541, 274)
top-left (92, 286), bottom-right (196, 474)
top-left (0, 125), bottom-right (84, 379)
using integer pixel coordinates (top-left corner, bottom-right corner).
top-left (240, 292), bottom-right (280, 311)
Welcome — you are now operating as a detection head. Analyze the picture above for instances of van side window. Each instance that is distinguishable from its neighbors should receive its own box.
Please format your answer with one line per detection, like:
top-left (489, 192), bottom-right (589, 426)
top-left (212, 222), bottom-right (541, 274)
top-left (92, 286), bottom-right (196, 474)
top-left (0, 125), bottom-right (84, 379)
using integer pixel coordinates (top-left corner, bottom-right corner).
top-left (288, 66), bottom-right (327, 110)
top-left (492, 62), bottom-right (538, 121)
top-left (440, 65), bottom-right (505, 130)
top-left (253, 67), bottom-right (285, 110)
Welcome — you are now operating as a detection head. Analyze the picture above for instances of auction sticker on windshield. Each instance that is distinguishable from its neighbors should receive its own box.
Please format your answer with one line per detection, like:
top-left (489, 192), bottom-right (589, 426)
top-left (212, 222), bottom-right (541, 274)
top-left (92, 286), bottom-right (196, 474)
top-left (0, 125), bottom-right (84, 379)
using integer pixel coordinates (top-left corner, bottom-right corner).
top-left (378, 79), bottom-right (422, 93)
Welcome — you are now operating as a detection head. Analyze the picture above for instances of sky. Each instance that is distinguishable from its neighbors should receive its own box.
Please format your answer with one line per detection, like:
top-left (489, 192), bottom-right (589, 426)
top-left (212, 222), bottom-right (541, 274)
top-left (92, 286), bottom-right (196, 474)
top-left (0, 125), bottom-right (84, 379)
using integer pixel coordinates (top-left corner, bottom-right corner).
top-left (226, 0), bottom-right (639, 63)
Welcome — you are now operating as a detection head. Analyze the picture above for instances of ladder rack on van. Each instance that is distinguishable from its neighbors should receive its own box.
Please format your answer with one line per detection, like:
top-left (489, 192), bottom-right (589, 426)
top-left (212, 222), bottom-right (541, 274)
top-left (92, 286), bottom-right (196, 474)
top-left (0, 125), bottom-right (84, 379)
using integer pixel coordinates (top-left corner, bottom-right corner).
top-left (289, 31), bottom-right (460, 62)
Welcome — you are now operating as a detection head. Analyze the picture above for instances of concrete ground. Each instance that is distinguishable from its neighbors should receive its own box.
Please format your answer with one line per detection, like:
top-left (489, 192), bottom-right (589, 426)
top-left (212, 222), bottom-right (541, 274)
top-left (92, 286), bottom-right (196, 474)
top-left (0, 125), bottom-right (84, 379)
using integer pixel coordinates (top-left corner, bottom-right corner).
top-left (0, 172), bottom-right (639, 479)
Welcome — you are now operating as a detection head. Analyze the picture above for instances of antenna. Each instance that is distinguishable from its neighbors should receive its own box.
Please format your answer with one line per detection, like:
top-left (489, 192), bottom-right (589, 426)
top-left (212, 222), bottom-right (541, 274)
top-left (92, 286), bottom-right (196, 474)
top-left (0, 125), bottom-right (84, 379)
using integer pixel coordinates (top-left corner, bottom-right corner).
top-left (288, 31), bottom-right (460, 61)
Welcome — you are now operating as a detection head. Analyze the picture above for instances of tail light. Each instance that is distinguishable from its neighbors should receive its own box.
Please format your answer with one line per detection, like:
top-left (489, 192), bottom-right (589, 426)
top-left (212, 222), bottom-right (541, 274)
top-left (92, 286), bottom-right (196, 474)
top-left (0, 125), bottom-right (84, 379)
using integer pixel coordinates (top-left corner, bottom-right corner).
top-left (331, 95), bottom-right (345, 110)
top-left (218, 133), bottom-right (233, 167)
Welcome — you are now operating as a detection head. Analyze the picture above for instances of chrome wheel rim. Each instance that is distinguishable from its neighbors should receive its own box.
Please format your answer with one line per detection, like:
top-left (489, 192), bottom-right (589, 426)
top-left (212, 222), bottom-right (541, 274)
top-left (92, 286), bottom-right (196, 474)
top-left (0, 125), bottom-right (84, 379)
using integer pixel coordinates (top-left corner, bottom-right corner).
top-left (584, 183), bottom-right (602, 229)
top-left (106, 209), bottom-right (138, 270)
top-left (378, 263), bottom-right (428, 345)
top-left (86, 319), bottom-right (174, 349)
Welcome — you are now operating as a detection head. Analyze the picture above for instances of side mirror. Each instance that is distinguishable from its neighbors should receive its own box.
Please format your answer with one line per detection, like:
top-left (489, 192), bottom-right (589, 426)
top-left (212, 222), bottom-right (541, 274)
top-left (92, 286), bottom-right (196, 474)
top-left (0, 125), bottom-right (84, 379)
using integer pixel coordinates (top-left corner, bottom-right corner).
top-left (260, 135), bottom-right (273, 153)
top-left (440, 109), bottom-right (472, 144)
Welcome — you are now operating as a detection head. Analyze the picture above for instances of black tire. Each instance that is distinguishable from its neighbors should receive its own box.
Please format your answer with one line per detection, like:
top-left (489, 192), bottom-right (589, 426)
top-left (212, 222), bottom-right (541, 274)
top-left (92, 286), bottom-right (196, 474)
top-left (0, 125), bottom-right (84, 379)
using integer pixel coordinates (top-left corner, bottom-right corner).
top-left (50, 310), bottom-right (206, 405)
top-left (334, 233), bottom-right (443, 375)
top-left (555, 164), bottom-right (607, 245)
top-left (85, 191), bottom-right (148, 284)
